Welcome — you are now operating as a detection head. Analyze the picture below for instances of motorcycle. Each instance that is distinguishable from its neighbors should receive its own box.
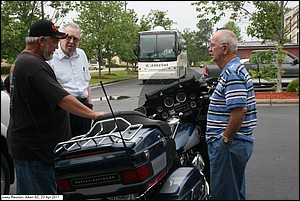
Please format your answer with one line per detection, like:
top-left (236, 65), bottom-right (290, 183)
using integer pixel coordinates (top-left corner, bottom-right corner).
top-left (53, 75), bottom-right (213, 200)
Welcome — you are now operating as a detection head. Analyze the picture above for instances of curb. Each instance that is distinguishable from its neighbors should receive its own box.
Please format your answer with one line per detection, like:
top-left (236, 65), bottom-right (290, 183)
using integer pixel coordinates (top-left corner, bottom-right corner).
top-left (256, 99), bottom-right (299, 105)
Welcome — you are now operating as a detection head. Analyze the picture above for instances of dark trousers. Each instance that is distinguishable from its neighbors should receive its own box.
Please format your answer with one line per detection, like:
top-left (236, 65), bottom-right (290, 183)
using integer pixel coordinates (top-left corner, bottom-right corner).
top-left (70, 98), bottom-right (93, 137)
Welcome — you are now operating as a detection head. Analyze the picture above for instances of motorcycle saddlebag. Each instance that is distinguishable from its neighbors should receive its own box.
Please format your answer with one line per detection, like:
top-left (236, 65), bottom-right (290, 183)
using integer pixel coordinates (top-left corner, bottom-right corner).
top-left (156, 167), bottom-right (208, 200)
top-left (53, 111), bottom-right (176, 199)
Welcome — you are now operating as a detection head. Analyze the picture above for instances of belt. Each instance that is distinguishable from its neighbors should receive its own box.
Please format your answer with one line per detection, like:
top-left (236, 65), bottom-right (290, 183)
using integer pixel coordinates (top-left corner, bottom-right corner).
top-left (76, 97), bottom-right (87, 102)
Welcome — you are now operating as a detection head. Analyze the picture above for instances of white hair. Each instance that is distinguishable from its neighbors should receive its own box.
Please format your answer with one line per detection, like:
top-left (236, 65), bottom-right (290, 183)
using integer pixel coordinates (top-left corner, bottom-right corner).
top-left (25, 36), bottom-right (51, 44)
top-left (63, 22), bottom-right (82, 37)
top-left (218, 30), bottom-right (238, 53)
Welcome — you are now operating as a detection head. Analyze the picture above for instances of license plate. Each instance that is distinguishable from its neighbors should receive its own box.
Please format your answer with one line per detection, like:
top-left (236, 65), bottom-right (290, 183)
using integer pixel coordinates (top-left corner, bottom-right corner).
top-left (107, 194), bottom-right (136, 200)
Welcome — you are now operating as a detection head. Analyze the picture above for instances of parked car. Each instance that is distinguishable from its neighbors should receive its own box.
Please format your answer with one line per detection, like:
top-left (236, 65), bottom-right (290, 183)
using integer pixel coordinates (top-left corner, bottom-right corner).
top-left (88, 63), bottom-right (104, 71)
top-left (1, 78), bottom-right (14, 195)
top-left (205, 50), bottom-right (299, 87)
top-left (205, 59), bottom-right (248, 78)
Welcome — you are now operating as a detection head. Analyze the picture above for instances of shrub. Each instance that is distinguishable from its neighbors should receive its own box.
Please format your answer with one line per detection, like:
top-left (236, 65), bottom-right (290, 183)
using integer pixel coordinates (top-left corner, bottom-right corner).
top-left (286, 78), bottom-right (299, 93)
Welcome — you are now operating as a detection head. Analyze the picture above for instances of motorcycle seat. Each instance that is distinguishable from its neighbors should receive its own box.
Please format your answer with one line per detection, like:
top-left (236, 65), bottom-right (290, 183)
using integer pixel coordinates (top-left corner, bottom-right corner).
top-left (94, 111), bottom-right (173, 137)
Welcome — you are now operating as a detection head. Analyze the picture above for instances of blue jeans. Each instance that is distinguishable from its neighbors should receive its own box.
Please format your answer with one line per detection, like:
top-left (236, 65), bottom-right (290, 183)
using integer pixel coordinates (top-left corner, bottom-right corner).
top-left (13, 160), bottom-right (57, 194)
top-left (208, 138), bottom-right (253, 200)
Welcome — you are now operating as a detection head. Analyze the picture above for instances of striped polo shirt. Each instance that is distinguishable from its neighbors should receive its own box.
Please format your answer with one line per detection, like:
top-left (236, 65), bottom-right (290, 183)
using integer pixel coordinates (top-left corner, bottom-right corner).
top-left (206, 57), bottom-right (257, 142)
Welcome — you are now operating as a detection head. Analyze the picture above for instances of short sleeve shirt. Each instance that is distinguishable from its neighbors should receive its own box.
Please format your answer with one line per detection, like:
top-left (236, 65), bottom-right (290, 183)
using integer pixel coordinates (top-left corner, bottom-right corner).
top-left (7, 51), bottom-right (71, 164)
top-left (206, 57), bottom-right (258, 142)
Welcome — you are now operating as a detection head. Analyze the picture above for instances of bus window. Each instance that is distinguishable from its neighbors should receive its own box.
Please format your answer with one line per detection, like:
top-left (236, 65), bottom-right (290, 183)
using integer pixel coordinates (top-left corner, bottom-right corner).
top-left (135, 27), bottom-right (187, 83)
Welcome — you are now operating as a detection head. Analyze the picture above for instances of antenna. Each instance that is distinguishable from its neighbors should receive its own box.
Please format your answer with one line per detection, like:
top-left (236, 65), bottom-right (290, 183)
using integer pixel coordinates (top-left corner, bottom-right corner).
top-left (99, 81), bottom-right (134, 166)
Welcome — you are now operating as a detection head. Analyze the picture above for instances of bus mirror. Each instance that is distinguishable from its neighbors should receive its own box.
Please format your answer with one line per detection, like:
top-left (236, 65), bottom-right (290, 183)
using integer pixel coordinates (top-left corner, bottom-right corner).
top-left (133, 44), bottom-right (138, 56)
top-left (177, 44), bottom-right (182, 55)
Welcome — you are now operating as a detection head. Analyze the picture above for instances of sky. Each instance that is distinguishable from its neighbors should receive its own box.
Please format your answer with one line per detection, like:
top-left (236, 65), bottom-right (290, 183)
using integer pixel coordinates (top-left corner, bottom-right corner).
top-left (126, 1), bottom-right (299, 41)
top-left (61, 1), bottom-right (299, 42)
top-left (126, 1), bottom-right (201, 31)
top-left (126, 1), bottom-right (253, 41)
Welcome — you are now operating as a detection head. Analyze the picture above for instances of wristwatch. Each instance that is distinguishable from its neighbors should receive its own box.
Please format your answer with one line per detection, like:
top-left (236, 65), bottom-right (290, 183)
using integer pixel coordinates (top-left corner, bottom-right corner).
top-left (221, 135), bottom-right (232, 145)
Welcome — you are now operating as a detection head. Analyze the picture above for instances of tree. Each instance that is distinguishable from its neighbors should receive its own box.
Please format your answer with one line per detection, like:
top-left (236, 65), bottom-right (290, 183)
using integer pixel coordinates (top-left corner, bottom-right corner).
top-left (1, 1), bottom-right (74, 63)
top-left (116, 7), bottom-right (140, 73)
top-left (191, 1), bottom-right (296, 92)
top-left (195, 19), bottom-right (214, 62)
top-left (138, 9), bottom-right (177, 31)
top-left (223, 21), bottom-right (243, 42)
top-left (139, 15), bottom-right (152, 32)
top-left (75, 1), bottom-right (136, 76)
top-left (181, 19), bottom-right (213, 66)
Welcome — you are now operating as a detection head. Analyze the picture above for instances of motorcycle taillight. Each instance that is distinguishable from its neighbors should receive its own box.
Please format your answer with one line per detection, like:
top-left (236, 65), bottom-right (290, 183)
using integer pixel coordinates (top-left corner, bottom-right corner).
top-left (205, 67), bottom-right (209, 76)
top-left (56, 179), bottom-right (73, 192)
top-left (120, 163), bottom-right (153, 184)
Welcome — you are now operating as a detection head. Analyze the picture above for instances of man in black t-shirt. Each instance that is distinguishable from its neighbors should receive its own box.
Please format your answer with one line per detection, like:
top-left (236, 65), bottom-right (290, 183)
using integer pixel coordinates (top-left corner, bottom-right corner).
top-left (7, 19), bottom-right (107, 195)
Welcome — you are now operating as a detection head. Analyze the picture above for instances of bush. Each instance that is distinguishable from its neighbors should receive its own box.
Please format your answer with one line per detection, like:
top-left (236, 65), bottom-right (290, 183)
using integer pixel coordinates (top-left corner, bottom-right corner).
top-left (286, 78), bottom-right (299, 93)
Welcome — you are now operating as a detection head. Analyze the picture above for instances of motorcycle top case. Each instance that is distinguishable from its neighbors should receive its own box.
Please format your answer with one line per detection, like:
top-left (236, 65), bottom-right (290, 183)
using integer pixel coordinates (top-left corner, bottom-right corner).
top-left (53, 111), bottom-right (176, 199)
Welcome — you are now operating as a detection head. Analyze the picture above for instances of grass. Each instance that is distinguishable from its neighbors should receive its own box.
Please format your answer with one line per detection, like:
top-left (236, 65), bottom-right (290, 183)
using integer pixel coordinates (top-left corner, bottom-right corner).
top-left (89, 69), bottom-right (138, 85)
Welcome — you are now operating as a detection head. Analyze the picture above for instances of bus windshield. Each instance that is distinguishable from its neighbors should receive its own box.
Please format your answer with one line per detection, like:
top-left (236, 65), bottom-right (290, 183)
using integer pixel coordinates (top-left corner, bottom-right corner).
top-left (139, 33), bottom-right (176, 61)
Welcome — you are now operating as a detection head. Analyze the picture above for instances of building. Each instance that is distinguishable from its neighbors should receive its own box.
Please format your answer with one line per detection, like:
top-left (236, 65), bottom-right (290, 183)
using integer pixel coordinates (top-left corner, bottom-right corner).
top-left (285, 5), bottom-right (299, 44)
top-left (237, 4), bottom-right (299, 59)
top-left (237, 41), bottom-right (299, 59)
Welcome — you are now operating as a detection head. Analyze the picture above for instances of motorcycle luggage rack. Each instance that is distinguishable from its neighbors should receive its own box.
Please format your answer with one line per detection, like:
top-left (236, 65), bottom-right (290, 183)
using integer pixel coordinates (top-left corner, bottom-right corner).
top-left (54, 117), bottom-right (143, 153)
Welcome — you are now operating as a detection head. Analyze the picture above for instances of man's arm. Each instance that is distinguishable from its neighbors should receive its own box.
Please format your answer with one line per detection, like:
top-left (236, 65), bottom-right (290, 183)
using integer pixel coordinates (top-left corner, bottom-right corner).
top-left (87, 85), bottom-right (92, 104)
top-left (223, 107), bottom-right (247, 140)
top-left (58, 94), bottom-right (106, 119)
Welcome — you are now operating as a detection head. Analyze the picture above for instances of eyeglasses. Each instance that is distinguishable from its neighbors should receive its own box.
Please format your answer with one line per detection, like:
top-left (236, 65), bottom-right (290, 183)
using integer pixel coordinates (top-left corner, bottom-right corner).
top-left (208, 43), bottom-right (227, 49)
top-left (66, 36), bottom-right (80, 42)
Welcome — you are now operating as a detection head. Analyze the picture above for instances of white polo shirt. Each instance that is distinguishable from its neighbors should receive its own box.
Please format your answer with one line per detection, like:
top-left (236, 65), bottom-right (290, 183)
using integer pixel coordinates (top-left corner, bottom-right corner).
top-left (47, 45), bottom-right (91, 98)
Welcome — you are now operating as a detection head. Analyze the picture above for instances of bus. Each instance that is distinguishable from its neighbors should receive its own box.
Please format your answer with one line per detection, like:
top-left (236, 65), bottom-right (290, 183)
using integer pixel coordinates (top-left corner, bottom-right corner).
top-left (133, 26), bottom-right (187, 84)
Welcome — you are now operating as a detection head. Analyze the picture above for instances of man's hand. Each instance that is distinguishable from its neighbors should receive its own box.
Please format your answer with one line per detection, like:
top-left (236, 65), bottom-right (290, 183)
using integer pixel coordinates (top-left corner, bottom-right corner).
top-left (93, 111), bottom-right (108, 120)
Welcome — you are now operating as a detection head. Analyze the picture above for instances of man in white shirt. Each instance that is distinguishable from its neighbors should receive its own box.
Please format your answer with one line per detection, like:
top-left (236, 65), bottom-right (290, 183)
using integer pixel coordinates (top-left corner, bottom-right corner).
top-left (48, 22), bottom-right (93, 137)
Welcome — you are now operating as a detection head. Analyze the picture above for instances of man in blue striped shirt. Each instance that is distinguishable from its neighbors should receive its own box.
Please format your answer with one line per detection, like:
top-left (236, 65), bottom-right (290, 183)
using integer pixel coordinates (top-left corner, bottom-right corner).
top-left (206, 29), bottom-right (257, 200)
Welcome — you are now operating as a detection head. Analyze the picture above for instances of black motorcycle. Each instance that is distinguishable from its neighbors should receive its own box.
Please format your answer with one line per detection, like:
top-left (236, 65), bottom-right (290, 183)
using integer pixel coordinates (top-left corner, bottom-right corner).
top-left (53, 75), bottom-right (213, 200)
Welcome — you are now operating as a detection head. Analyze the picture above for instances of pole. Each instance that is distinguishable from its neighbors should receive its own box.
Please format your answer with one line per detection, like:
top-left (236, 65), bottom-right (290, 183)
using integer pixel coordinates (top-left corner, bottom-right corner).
top-left (41, 1), bottom-right (44, 19)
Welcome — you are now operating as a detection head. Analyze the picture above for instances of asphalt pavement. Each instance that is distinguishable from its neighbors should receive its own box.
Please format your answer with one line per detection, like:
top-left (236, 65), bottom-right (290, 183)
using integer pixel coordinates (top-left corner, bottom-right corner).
top-left (2, 73), bottom-right (298, 106)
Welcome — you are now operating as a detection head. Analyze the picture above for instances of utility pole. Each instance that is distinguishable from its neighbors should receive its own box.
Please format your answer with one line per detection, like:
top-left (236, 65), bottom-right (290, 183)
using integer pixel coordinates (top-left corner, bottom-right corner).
top-left (41, 1), bottom-right (44, 19)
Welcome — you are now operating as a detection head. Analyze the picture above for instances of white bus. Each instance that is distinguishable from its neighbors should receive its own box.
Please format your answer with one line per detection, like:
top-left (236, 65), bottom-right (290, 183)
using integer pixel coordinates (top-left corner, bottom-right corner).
top-left (133, 26), bottom-right (187, 84)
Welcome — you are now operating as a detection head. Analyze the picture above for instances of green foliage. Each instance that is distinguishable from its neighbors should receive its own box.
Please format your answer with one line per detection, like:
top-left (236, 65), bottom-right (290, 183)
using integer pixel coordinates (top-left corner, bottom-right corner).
top-left (1, 66), bottom-right (11, 74)
top-left (247, 1), bottom-right (290, 43)
top-left (192, 1), bottom-right (294, 44)
top-left (181, 18), bottom-right (213, 66)
top-left (191, 1), bottom-right (295, 92)
top-left (286, 78), bottom-right (299, 93)
top-left (1, 1), bottom-right (74, 64)
top-left (138, 9), bottom-right (177, 32)
top-left (249, 65), bottom-right (277, 81)
top-left (145, 10), bottom-right (176, 30)
top-left (249, 48), bottom-right (287, 89)
top-left (75, 1), bottom-right (138, 76)
top-left (89, 70), bottom-right (137, 85)
top-left (223, 21), bottom-right (242, 42)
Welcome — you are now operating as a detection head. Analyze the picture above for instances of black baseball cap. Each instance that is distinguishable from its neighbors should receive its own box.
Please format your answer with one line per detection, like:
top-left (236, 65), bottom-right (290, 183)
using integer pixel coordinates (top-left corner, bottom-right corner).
top-left (29, 19), bottom-right (67, 39)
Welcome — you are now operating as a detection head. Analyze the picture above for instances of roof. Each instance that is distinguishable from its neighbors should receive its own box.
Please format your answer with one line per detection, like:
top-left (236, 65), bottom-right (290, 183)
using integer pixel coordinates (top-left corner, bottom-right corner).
top-left (238, 40), bottom-right (299, 48)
